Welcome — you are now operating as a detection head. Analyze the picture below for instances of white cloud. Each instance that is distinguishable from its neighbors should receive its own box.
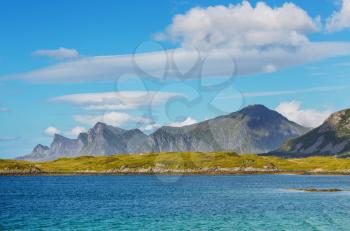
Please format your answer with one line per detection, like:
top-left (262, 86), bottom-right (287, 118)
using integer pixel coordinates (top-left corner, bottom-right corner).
top-left (262, 64), bottom-right (277, 73)
top-left (9, 42), bottom-right (350, 83)
top-left (65, 126), bottom-right (86, 137)
top-left (73, 112), bottom-right (151, 127)
top-left (275, 101), bottom-right (332, 128)
top-left (141, 117), bottom-right (198, 132)
top-left (44, 126), bottom-right (61, 136)
top-left (50, 91), bottom-right (180, 110)
top-left (326, 0), bottom-right (350, 32)
top-left (4, 2), bottom-right (350, 83)
top-left (162, 1), bottom-right (319, 50)
top-left (169, 117), bottom-right (197, 127)
top-left (141, 123), bottom-right (162, 132)
top-left (33, 47), bottom-right (79, 60)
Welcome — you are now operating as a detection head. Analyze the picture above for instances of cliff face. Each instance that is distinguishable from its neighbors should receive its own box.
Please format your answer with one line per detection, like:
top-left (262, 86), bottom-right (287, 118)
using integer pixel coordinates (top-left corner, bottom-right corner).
top-left (19, 105), bottom-right (308, 161)
top-left (80, 123), bottom-right (153, 155)
top-left (274, 109), bottom-right (350, 157)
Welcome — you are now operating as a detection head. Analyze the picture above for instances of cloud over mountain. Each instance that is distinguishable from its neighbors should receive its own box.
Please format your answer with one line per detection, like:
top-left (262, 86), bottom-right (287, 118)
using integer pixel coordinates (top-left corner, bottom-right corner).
top-left (275, 101), bottom-right (332, 128)
top-left (44, 126), bottom-right (61, 136)
top-left (73, 112), bottom-right (151, 127)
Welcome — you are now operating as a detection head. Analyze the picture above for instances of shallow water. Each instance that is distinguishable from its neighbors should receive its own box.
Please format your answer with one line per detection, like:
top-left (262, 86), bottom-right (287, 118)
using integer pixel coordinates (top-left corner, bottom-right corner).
top-left (1, 174), bottom-right (350, 230)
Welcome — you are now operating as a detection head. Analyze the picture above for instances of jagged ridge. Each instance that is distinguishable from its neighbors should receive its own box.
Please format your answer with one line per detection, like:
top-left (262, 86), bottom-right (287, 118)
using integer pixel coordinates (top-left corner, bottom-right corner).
top-left (19, 105), bottom-right (309, 161)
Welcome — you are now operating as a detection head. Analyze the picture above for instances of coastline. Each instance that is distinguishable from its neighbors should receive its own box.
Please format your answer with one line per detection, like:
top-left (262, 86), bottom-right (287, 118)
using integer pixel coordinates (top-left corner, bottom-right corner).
top-left (2, 170), bottom-right (350, 176)
top-left (3, 152), bottom-right (350, 176)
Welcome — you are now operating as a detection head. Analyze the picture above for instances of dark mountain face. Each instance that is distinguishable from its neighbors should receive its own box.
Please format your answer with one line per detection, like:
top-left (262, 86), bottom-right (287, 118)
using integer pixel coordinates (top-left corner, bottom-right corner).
top-left (80, 122), bottom-right (153, 155)
top-left (50, 134), bottom-right (83, 156)
top-left (19, 105), bottom-right (309, 161)
top-left (273, 109), bottom-right (350, 157)
top-left (151, 105), bottom-right (309, 154)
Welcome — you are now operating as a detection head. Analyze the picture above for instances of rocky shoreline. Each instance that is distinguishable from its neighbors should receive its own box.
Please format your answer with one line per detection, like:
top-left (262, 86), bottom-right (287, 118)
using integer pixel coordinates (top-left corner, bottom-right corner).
top-left (2, 167), bottom-right (350, 176)
top-left (4, 153), bottom-right (350, 176)
top-left (287, 188), bottom-right (345, 192)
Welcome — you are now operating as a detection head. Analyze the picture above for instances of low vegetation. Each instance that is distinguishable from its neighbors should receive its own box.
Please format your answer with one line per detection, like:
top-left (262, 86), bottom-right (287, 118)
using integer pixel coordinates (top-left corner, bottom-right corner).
top-left (2, 152), bottom-right (350, 174)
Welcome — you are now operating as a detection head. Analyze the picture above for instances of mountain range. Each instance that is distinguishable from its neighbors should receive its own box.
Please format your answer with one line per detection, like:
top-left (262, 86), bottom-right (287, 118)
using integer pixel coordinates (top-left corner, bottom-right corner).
top-left (18, 104), bottom-right (309, 161)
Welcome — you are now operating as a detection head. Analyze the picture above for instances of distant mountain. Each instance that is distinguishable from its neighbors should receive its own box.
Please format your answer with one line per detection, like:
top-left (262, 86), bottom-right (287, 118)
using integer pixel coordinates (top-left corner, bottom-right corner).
top-left (18, 123), bottom-right (154, 162)
top-left (151, 105), bottom-right (308, 154)
top-left (272, 108), bottom-right (350, 157)
top-left (18, 105), bottom-right (309, 161)
top-left (78, 122), bottom-right (153, 155)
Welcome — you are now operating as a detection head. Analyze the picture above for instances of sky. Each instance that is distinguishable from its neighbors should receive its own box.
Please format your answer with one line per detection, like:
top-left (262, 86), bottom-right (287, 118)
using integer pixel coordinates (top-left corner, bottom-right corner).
top-left (1, 0), bottom-right (350, 158)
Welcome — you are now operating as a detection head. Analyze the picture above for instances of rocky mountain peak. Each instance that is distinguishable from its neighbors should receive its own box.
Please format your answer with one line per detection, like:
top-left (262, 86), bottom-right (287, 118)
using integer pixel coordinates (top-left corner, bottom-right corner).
top-left (20, 104), bottom-right (309, 161)
top-left (32, 144), bottom-right (49, 153)
top-left (319, 109), bottom-right (350, 133)
top-left (52, 134), bottom-right (71, 143)
top-left (273, 108), bottom-right (350, 157)
top-left (91, 122), bottom-right (107, 132)
top-left (90, 122), bottom-right (126, 135)
top-left (229, 104), bottom-right (298, 130)
top-left (230, 104), bottom-right (282, 120)
top-left (238, 104), bottom-right (270, 113)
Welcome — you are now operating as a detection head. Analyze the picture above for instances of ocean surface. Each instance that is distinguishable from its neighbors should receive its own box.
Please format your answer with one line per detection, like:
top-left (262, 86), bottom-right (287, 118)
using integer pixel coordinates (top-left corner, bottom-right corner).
top-left (1, 175), bottom-right (350, 230)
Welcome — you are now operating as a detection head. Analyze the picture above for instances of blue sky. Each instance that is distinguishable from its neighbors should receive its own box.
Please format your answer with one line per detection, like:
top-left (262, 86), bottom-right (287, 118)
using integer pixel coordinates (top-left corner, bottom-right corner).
top-left (1, 0), bottom-right (350, 158)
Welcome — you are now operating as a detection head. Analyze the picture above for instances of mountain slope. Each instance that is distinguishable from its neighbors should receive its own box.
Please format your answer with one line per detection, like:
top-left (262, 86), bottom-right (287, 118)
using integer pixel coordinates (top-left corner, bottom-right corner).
top-left (18, 105), bottom-right (309, 161)
top-left (18, 123), bottom-right (154, 161)
top-left (79, 122), bottom-right (153, 155)
top-left (273, 108), bottom-right (350, 157)
top-left (151, 105), bottom-right (309, 153)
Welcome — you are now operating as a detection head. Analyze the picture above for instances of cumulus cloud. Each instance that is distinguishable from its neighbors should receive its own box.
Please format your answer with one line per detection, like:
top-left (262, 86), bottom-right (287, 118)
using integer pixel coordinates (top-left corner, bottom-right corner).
top-left (65, 126), bottom-right (86, 137)
top-left (50, 91), bottom-right (181, 110)
top-left (73, 112), bottom-right (151, 127)
top-left (4, 2), bottom-right (350, 83)
top-left (33, 47), bottom-right (79, 60)
top-left (44, 126), bottom-right (61, 136)
top-left (275, 101), bottom-right (332, 128)
top-left (162, 1), bottom-right (319, 50)
top-left (326, 0), bottom-right (350, 32)
top-left (169, 117), bottom-right (197, 127)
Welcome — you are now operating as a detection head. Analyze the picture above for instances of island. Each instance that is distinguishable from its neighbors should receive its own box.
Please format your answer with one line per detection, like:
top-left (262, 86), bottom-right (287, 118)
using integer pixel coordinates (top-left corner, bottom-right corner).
top-left (287, 188), bottom-right (344, 192)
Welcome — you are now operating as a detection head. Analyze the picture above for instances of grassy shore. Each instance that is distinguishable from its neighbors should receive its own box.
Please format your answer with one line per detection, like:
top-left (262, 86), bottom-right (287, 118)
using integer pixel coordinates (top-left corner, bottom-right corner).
top-left (2, 152), bottom-right (350, 175)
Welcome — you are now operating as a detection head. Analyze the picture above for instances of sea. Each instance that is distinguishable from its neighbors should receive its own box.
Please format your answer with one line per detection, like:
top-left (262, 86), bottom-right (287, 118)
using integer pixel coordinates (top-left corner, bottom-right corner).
top-left (1, 174), bottom-right (350, 230)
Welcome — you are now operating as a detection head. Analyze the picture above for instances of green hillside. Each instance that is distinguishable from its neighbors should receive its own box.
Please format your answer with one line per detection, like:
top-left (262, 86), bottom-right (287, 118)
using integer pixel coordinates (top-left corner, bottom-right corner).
top-left (2, 152), bottom-right (350, 174)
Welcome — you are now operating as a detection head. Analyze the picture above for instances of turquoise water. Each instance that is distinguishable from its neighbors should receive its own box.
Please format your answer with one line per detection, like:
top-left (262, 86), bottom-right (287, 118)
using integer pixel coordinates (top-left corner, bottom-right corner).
top-left (1, 175), bottom-right (350, 230)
